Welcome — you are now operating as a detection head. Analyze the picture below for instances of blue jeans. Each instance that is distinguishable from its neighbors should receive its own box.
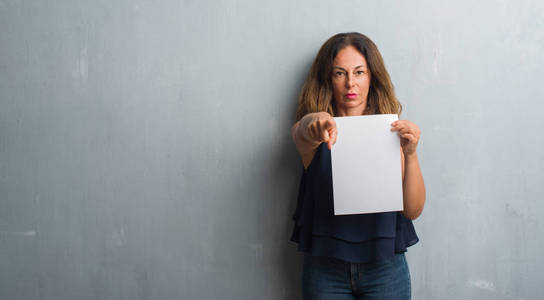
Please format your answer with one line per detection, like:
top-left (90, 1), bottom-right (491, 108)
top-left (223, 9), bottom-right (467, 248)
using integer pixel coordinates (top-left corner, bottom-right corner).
top-left (302, 253), bottom-right (411, 299)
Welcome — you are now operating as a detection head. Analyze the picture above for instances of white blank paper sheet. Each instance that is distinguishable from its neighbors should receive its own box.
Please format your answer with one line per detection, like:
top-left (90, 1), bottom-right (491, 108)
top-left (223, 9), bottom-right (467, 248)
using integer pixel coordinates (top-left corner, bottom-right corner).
top-left (331, 114), bottom-right (403, 215)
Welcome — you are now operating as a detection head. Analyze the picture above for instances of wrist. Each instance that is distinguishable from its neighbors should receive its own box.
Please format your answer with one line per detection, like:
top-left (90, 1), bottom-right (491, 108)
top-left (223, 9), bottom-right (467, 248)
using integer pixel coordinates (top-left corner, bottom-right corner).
top-left (404, 151), bottom-right (418, 160)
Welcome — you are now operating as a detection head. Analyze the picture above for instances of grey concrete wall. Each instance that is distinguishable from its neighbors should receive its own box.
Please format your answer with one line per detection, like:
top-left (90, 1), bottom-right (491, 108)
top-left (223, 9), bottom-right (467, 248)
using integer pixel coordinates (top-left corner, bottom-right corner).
top-left (1, 0), bottom-right (543, 299)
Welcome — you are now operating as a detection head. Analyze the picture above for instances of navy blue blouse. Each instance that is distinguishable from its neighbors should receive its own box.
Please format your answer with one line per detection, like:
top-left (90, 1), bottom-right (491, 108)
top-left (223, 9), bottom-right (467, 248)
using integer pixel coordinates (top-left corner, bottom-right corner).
top-left (290, 143), bottom-right (419, 263)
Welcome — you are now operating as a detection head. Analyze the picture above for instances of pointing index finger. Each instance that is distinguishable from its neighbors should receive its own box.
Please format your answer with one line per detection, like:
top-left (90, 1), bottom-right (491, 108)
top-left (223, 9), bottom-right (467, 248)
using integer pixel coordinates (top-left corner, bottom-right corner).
top-left (325, 119), bottom-right (336, 129)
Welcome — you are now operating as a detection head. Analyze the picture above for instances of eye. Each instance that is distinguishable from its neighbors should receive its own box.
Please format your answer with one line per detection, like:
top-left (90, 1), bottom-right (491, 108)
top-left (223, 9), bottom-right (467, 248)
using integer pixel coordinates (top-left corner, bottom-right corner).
top-left (356, 70), bottom-right (366, 75)
top-left (334, 71), bottom-right (345, 77)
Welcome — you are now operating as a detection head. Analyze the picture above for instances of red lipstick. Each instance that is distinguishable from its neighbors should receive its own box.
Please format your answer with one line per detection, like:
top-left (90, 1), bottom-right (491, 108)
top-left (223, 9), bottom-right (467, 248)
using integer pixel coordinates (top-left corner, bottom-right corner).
top-left (346, 93), bottom-right (357, 100)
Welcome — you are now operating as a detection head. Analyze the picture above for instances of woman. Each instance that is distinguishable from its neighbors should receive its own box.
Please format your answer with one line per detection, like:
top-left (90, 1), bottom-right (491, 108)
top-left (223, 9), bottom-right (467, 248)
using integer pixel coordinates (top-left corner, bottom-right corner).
top-left (290, 32), bottom-right (425, 299)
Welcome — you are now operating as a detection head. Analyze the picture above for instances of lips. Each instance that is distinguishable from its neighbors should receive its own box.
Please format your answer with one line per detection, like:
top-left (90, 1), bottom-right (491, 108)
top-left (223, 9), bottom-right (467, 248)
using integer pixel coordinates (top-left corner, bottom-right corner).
top-left (345, 93), bottom-right (357, 100)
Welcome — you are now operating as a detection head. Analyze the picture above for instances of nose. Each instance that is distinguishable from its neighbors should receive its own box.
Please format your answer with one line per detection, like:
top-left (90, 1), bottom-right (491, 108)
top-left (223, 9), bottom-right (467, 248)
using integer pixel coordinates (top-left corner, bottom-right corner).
top-left (346, 73), bottom-right (355, 88)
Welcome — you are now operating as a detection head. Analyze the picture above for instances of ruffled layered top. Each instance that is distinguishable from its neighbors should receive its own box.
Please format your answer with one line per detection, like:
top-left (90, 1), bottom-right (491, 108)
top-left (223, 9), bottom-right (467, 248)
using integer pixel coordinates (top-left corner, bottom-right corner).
top-left (290, 143), bottom-right (419, 263)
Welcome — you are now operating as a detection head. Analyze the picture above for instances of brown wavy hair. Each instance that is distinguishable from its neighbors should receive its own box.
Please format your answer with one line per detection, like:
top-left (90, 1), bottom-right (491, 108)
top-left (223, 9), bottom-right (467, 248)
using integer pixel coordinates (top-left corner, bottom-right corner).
top-left (295, 32), bottom-right (402, 121)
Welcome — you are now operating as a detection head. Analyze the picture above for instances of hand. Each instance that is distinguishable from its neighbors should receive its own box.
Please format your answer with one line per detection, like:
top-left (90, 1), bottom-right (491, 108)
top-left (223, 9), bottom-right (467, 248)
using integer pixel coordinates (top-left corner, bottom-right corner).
top-left (391, 120), bottom-right (421, 156)
top-left (300, 112), bottom-right (337, 150)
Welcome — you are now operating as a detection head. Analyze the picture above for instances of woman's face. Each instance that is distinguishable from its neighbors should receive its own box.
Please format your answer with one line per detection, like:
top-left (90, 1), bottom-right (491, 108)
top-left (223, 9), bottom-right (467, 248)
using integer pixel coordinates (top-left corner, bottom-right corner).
top-left (331, 45), bottom-right (371, 116)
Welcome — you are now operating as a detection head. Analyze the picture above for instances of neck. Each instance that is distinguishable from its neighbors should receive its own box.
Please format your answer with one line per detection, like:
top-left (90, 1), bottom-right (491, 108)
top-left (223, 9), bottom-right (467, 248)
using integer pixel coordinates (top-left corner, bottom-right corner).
top-left (335, 106), bottom-right (367, 117)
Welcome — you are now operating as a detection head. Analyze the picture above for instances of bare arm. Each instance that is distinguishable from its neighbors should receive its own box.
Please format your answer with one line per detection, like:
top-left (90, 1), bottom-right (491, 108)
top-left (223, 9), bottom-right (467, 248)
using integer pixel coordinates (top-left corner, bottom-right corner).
top-left (393, 120), bottom-right (426, 220)
top-left (291, 112), bottom-right (337, 169)
top-left (400, 151), bottom-right (426, 220)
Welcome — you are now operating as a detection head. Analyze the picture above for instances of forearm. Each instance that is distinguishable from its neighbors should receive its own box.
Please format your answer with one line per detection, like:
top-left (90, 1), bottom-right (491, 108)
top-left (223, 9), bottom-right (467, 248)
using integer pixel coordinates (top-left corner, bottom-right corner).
top-left (402, 153), bottom-right (426, 220)
top-left (291, 121), bottom-right (318, 168)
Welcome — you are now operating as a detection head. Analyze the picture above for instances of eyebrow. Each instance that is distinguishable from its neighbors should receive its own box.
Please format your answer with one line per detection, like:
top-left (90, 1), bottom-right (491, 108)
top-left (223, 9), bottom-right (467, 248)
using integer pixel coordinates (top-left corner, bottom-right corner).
top-left (333, 65), bottom-right (366, 71)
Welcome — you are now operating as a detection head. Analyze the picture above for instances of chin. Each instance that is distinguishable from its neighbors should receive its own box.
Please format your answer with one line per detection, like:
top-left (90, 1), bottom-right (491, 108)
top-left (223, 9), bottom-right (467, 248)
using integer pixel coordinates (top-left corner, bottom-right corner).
top-left (343, 101), bottom-right (366, 108)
